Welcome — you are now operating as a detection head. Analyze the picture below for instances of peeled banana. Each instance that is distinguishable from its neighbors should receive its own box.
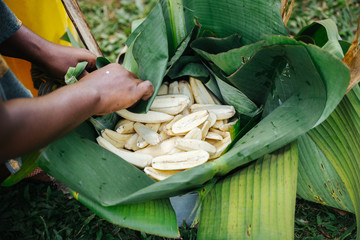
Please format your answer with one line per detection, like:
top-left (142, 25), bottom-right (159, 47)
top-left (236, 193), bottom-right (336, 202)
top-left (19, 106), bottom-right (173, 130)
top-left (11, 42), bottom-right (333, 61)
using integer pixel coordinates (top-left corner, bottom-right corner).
top-left (152, 150), bottom-right (210, 170)
top-left (116, 109), bottom-right (174, 123)
top-left (97, 136), bottom-right (152, 168)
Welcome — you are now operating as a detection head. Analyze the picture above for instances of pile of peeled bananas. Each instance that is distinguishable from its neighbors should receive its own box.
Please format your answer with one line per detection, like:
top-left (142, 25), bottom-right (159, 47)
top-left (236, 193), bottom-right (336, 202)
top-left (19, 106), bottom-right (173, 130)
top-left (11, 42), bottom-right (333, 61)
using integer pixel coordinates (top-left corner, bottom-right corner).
top-left (96, 77), bottom-right (237, 181)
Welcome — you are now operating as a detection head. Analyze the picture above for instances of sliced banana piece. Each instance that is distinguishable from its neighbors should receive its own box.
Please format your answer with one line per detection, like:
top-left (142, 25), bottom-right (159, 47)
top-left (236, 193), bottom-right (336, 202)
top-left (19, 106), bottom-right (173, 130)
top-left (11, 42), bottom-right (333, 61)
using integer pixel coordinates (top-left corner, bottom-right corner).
top-left (150, 94), bottom-right (190, 115)
top-left (101, 129), bottom-right (132, 148)
top-left (201, 120), bottom-right (211, 140)
top-left (164, 114), bottom-right (184, 135)
top-left (116, 109), bottom-right (174, 123)
top-left (144, 167), bottom-right (181, 181)
top-left (219, 118), bottom-right (238, 131)
top-left (136, 135), bottom-right (149, 148)
top-left (210, 136), bottom-right (232, 159)
top-left (169, 81), bottom-right (179, 94)
top-left (179, 80), bottom-right (194, 106)
top-left (125, 133), bottom-right (140, 151)
top-left (97, 136), bottom-right (152, 168)
top-left (175, 138), bottom-right (216, 155)
top-left (152, 150), bottom-right (209, 170)
top-left (181, 107), bottom-right (190, 116)
top-left (189, 77), bottom-right (215, 104)
top-left (184, 127), bottom-right (202, 140)
top-left (213, 120), bottom-right (224, 129)
top-left (207, 112), bottom-right (217, 127)
top-left (209, 90), bottom-right (222, 105)
top-left (205, 132), bottom-right (223, 141)
top-left (134, 122), bottom-right (161, 145)
top-left (190, 104), bottom-right (236, 120)
top-left (172, 110), bottom-right (209, 134)
top-left (115, 119), bottom-right (135, 134)
top-left (209, 128), bottom-right (231, 138)
top-left (145, 123), bottom-right (161, 133)
top-left (136, 137), bottom-right (178, 157)
top-left (157, 83), bottom-right (169, 95)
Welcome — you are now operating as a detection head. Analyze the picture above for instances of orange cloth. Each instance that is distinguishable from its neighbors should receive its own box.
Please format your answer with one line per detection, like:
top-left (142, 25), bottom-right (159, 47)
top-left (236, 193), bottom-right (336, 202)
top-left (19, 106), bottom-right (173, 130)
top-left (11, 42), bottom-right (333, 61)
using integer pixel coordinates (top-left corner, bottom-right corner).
top-left (3, 0), bottom-right (78, 97)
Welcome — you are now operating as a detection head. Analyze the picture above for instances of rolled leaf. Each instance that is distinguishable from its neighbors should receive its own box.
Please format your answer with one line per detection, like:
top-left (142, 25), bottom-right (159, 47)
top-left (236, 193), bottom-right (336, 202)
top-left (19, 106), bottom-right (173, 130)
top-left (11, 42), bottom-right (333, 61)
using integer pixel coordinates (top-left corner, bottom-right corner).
top-left (295, 19), bottom-right (343, 59)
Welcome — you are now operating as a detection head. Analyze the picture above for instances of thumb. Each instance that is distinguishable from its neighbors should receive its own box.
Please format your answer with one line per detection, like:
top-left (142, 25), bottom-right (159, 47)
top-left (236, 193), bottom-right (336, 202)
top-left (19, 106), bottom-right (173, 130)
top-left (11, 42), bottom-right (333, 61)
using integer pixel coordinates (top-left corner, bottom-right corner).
top-left (135, 80), bottom-right (154, 101)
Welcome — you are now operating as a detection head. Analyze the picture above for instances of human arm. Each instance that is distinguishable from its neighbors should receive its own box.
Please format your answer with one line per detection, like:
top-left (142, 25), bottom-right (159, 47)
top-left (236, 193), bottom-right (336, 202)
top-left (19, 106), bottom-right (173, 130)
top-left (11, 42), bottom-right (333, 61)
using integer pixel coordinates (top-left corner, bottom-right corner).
top-left (0, 24), bottom-right (97, 78)
top-left (0, 63), bottom-right (154, 162)
top-left (0, 2), bottom-right (153, 163)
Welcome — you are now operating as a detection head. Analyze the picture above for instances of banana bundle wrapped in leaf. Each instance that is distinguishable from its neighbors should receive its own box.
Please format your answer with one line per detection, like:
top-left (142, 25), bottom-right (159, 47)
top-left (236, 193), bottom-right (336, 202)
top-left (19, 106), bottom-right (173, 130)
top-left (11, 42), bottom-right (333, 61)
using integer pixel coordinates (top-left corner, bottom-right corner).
top-left (98, 78), bottom-right (236, 180)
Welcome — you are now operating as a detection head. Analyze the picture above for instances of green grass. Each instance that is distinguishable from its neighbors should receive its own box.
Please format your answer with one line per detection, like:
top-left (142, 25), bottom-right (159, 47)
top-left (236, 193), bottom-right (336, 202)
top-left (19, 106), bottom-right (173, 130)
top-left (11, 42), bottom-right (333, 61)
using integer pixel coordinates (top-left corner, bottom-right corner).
top-left (287, 0), bottom-right (360, 40)
top-left (78, 0), bottom-right (157, 62)
top-left (0, 181), bottom-right (356, 239)
top-left (79, 0), bottom-right (360, 62)
top-left (0, 181), bottom-right (196, 240)
top-left (295, 198), bottom-right (356, 240)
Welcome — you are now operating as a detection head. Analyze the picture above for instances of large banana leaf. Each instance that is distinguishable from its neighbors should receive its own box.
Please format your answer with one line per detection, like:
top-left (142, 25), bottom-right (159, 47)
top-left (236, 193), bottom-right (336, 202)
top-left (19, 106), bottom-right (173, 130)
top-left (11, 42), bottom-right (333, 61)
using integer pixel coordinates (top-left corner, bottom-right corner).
top-left (300, 85), bottom-right (360, 238)
top-left (37, 122), bottom-right (179, 237)
top-left (69, 189), bottom-right (179, 238)
top-left (126, 2), bottom-right (169, 113)
top-left (198, 142), bottom-right (298, 240)
top-left (297, 134), bottom-right (354, 213)
top-left (35, 0), bottom-right (353, 238)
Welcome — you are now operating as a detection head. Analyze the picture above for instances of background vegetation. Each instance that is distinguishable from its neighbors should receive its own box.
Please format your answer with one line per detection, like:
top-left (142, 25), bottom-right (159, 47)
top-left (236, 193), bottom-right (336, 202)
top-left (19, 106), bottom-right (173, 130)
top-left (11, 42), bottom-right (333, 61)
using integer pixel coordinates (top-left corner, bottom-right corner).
top-left (1, 0), bottom-right (359, 239)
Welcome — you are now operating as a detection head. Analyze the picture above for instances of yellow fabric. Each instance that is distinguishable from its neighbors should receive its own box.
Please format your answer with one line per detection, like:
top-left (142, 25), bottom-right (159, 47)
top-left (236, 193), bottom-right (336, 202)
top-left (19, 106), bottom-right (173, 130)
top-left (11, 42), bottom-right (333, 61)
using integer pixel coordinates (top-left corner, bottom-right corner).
top-left (0, 56), bottom-right (9, 78)
top-left (3, 0), bottom-right (78, 97)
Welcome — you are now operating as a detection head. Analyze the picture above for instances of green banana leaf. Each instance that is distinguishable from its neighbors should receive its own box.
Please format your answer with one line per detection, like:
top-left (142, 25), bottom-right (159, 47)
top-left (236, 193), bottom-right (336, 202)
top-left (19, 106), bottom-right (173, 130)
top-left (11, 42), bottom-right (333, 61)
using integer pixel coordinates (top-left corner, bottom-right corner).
top-left (95, 57), bottom-right (111, 69)
top-left (183, 0), bottom-right (288, 44)
top-left (198, 142), bottom-right (298, 240)
top-left (166, 0), bottom-right (187, 49)
top-left (69, 189), bottom-right (179, 238)
top-left (211, 68), bottom-right (259, 117)
top-left (167, 56), bottom-right (209, 79)
top-left (297, 134), bottom-right (354, 213)
top-left (127, 2), bottom-right (169, 113)
top-left (60, 27), bottom-right (81, 48)
top-left (300, 85), bottom-right (360, 238)
top-left (37, 122), bottom-right (179, 237)
top-left (295, 19), bottom-right (344, 59)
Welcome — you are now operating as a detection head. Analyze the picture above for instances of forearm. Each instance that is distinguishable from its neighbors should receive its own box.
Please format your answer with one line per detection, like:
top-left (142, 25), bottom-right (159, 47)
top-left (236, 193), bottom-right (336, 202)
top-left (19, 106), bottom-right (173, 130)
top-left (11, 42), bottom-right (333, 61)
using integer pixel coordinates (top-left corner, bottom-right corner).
top-left (0, 25), bottom-right (97, 77)
top-left (0, 82), bottom-right (100, 162)
top-left (0, 25), bottom-right (51, 66)
top-left (0, 63), bottom-right (154, 163)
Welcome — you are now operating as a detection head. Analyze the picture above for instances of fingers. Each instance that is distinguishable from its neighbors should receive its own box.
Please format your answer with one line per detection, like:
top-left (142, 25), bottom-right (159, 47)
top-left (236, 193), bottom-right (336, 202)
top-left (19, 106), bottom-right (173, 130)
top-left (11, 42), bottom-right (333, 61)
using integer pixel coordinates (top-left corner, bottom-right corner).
top-left (78, 70), bottom-right (89, 79)
top-left (84, 55), bottom-right (97, 72)
top-left (77, 48), bottom-right (97, 72)
top-left (135, 80), bottom-right (154, 101)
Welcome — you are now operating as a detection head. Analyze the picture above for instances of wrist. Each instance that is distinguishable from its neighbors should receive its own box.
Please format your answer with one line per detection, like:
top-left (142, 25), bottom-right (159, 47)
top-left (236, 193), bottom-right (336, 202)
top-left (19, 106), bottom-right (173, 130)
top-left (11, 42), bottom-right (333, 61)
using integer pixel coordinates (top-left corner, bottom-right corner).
top-left (73, 79), bottom-right (102, 115)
